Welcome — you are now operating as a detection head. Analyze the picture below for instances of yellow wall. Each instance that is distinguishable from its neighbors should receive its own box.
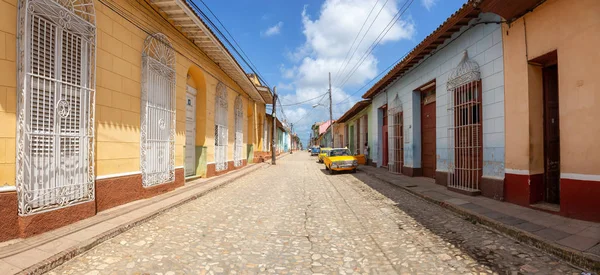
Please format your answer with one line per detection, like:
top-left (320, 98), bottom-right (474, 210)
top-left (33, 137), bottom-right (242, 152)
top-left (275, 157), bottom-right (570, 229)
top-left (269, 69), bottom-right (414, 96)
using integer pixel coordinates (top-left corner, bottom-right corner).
top-left (0, 0), bottom-right (271, 184)
top-left (503, 0), bottom-right (600, 174)
top-left (0, 0), bottom-right (16, 187)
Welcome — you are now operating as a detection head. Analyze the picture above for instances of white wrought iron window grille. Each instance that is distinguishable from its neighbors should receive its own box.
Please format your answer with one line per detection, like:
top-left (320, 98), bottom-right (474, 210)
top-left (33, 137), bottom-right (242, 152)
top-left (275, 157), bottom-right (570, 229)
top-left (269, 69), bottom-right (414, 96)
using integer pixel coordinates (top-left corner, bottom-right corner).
top-left (262, 117), bottom-right (268, 152)
top-left (447, 51), bottom-right (483, 192)
top-left (388, 95), bottom-right (403, 174)
top-left (15, 0), bottom-right (96, 215)
top-left (140, 33), bottom-right (176, 187)
top-left (215, 82), bottom-right (228, 171)
top-left (234, 95), bottom-right (244, 167)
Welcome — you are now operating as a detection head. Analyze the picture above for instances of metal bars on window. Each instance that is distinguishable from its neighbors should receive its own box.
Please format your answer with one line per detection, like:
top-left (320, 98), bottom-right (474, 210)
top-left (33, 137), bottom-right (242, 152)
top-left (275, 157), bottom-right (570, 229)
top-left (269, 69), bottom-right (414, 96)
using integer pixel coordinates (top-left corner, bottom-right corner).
top-left (388, 95), bottom-right (403, 174)
top-left (140, 33), bottom-right (176, 187)
top-left (16, 0), bottom-right (96, 215)
top-left (215, 82), bottom-right (228, 171)
top-left (262, 116), bottom-right (268, 152)
top-left (234, 96), bottom-right (243, 167)
top-left (447, 51), bottom-right (482, 191)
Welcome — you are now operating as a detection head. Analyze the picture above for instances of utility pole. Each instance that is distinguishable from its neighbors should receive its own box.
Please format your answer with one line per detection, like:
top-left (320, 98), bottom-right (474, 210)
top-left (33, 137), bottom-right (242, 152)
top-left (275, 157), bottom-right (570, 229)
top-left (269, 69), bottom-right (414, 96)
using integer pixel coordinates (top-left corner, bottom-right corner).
top-left (329, 72), bottom-right (334, 148)
top-left (271, 86), bottom-right (277, 165)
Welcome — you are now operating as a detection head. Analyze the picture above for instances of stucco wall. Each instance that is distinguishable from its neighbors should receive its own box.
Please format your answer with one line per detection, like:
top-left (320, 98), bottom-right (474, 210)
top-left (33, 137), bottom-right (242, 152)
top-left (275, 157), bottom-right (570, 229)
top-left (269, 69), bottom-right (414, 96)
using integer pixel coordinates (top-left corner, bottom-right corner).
top-left (368, 13), bottom-right (505, 179)
top-left (0, 0), bottom-right (17, 188)
top-left (503, 0), bottom-right (600, 176)
top-left (0, 0), bottom-right (267, 187)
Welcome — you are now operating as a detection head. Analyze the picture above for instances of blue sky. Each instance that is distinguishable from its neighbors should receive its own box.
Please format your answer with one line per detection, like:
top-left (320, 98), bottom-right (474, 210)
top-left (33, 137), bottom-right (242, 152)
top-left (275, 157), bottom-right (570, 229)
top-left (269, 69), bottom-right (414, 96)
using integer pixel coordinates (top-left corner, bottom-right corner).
top-left (200, 0), bottom-right (466, 144)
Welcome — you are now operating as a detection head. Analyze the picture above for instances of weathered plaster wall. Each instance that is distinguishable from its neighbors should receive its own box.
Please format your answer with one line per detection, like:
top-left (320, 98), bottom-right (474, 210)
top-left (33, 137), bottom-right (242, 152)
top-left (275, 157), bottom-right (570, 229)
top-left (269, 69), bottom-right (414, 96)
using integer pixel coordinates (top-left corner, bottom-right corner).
top-left (369, 13), bottom-right (505, 179)
top-left (503, 0), bottom-right (600, 175)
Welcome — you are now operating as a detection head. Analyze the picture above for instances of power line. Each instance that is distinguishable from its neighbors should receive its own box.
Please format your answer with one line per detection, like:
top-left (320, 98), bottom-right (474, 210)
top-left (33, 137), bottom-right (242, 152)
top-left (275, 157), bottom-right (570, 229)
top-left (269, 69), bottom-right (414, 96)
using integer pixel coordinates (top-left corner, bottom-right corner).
top-left (193, 0), bottom-right (271, 88)
top-left (102, 0), bottom-right (256, 101)
top-left (279, 92), bottom-right (328, 107)
top-left (331, 0), bottom-right (382, 84)
top-left (336, 0), bottom-right (414, 89)
top-left (333, 50), bottom-right (408, 106)
top-left (185, 0), bottom-right (272, 88)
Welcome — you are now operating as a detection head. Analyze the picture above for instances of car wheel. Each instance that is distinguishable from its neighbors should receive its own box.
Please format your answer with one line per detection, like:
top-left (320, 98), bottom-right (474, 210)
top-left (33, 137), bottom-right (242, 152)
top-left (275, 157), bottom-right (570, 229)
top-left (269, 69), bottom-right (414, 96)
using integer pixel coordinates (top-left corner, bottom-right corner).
top-left (325, 164), bottom-right (329, 170)
top-left (329, 168), bottom-right (335, 175)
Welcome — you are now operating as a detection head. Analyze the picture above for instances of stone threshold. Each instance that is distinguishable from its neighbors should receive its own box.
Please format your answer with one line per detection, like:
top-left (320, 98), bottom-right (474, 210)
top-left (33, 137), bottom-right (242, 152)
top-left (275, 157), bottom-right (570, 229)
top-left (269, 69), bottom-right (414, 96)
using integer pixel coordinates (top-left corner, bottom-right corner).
top-left (0, 154), bottom-right (289, 275)
top-left (359, 165), bottom-right (600, 273)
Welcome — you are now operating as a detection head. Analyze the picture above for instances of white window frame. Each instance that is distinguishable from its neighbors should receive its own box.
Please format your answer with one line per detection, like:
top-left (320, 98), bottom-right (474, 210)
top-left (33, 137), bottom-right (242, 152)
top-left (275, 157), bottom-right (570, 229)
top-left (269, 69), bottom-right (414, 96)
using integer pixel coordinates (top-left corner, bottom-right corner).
top-left (140, 33), bottom-right (176, 187)
top-left (215, 82), bottom-right (228, 171)
top-left (16, 0), bottom-right (97, 215)
top-left (234, 95), bottom-right (244, 167)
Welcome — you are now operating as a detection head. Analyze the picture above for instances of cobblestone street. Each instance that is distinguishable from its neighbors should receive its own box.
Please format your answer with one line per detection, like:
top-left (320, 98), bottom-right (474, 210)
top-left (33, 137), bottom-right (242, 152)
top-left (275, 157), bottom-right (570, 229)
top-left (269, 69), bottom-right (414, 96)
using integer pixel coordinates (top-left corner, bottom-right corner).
top-left (48, 153), bottom-right (582, 274)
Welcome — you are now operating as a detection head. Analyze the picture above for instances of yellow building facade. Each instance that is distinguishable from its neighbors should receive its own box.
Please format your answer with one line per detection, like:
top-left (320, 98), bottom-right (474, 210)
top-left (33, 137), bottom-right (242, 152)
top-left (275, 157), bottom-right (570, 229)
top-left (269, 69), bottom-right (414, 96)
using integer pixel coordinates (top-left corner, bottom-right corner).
top-left (0, 0), bottom-right (271, 241)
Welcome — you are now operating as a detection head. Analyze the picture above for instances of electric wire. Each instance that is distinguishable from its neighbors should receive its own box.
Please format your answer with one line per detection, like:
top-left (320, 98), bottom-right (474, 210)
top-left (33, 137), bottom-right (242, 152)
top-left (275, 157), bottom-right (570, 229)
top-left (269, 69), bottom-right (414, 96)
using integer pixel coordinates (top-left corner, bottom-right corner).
top-left (331, 0), bottom-right (382, 84)
top-left (195, 0), bottom-right (265, 85)
top-left (108, 0), bottom-right (254, 101)
top-left (336, 0), bottom-right (414, 89)
top-left (280, 92), bottom-right (329, 107)
top-left (186, 0), bottom-right (272, 88)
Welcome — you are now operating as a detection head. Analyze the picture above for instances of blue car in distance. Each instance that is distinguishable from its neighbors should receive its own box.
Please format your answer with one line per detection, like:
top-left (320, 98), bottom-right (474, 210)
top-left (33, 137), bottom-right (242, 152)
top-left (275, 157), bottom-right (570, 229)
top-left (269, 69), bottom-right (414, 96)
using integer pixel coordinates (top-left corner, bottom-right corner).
top-left (310, 147), bottom-right (320, 156)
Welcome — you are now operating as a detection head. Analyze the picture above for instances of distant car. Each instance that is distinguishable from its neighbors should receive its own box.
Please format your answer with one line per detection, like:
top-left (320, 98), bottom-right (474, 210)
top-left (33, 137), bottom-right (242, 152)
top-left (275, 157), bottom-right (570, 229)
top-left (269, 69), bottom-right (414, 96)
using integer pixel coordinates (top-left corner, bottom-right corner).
top-left (310, 147), bottom-right (320, 156)
top-left (324, 148), bottom-right (358, 174)
top-left (318, 148), bottom-right (332, 163)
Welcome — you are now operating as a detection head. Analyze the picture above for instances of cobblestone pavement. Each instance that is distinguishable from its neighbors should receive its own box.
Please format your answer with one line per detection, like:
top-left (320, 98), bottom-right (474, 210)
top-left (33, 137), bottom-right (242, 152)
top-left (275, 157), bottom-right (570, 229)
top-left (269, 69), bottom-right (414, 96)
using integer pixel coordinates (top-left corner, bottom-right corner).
top-left (48, 153), bottom-right (583, 274)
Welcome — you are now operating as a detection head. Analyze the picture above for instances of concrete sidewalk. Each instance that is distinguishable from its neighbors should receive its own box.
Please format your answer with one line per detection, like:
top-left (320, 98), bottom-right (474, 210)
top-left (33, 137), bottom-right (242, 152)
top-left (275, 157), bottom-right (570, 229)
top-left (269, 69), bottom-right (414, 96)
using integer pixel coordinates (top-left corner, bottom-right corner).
top-left (359, 165), bottom-right (600, 272)
top-left (0, 154), bottom-right (288, 275)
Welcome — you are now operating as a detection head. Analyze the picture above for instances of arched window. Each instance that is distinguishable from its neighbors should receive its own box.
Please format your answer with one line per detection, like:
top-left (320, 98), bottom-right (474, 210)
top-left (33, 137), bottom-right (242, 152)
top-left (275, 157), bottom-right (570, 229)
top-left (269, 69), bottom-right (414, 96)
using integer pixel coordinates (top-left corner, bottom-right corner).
top-left (388, 95), bottom-right (403, 174)
top-left (140, 33), bottom-right (176, 187)
top-left (214, 82), bottom-right (228, 171)
top-left (447, 51), bottom-right (482, 191)
top-left (16, 0), bottom-right (96, 215)
top-left (233, 95), bottom-right (243, 167)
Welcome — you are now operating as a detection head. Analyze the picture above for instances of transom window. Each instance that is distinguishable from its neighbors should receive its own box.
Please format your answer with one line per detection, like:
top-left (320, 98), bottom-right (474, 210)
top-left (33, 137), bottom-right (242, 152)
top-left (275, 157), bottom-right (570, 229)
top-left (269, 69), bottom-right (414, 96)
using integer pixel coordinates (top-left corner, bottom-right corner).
top-left (16, 0), bottom-right (96, 215)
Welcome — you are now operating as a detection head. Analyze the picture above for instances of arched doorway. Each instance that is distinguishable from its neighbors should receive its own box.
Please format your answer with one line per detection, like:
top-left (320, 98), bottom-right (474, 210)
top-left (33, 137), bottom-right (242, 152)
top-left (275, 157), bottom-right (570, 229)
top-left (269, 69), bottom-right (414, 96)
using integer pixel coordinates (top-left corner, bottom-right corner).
top-left (215, 83), bottom-right (228, 171)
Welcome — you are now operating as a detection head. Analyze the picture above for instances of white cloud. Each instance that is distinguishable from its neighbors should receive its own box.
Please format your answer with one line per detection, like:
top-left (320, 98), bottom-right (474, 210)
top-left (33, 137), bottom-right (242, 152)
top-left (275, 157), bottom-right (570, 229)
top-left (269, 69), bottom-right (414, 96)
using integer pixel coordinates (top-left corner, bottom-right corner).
top-left (261, 21), bottom-right (284, 37)
top-left (421, 0), bottom-right (437, 11)
top-left (279, 0), bottom-right (415, 142)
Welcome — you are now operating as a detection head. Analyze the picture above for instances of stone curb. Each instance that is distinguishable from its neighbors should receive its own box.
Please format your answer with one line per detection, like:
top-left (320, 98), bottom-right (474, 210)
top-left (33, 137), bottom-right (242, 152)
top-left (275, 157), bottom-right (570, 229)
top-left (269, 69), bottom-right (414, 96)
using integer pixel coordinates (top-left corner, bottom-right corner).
top-left (17, 155), bottom-right (287, 275)
top-left (361, 168), bottom-right (600, 273)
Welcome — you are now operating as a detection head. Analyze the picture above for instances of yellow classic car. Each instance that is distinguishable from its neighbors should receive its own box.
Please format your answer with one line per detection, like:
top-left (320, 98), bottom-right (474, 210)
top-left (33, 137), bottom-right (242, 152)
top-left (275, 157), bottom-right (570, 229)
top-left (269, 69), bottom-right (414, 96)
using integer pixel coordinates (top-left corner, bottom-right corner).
top-left (324, 148), bottom-right (358, 174)
top-left (318, 148), bottom-right (332, 163)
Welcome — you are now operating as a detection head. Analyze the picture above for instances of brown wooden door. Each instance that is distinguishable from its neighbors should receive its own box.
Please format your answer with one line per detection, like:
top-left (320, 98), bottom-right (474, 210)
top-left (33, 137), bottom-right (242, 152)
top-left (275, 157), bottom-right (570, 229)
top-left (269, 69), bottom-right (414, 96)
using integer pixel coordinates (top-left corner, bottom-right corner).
top-left (382, 107), bottom-right (388, 167)
top-left (543, 65), bottom-right (560, 204)
top-left (421, 95), bottom-right (436, 178)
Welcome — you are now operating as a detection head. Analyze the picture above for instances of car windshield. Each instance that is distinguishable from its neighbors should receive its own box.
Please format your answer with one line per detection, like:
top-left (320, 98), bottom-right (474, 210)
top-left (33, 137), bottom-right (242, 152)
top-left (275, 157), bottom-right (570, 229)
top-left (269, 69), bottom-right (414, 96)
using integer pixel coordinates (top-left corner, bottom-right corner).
top-left (329, 149), bottom-right (351, 157)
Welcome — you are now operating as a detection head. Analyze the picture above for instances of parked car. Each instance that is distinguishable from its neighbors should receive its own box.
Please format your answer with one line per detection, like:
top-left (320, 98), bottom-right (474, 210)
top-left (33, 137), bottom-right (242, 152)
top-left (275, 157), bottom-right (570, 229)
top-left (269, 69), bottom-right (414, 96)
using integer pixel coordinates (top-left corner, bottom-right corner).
top-left (324, 148), bottom-right (358, 174)
top-left (318, 148), bottom-right (332, 163)
top-left (310, 147), bottom-right (320, 156)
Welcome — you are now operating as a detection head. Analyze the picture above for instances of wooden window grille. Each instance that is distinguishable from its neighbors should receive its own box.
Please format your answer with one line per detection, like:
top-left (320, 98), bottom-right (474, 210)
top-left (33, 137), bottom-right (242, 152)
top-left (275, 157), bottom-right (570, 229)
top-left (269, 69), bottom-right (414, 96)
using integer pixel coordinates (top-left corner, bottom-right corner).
top-left (140, 33), bottom-right (176, 187)
top-left (16, 0), bottom-right (96, 215)
top-left (447, 51), bottom-right (483, 192)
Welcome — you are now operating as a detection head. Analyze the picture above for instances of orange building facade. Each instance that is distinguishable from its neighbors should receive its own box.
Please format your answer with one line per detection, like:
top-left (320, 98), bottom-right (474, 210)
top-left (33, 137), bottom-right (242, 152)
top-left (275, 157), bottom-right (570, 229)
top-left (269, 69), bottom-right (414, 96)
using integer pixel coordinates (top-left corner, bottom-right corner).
top-left (501, 0), bottom-right (600, 222)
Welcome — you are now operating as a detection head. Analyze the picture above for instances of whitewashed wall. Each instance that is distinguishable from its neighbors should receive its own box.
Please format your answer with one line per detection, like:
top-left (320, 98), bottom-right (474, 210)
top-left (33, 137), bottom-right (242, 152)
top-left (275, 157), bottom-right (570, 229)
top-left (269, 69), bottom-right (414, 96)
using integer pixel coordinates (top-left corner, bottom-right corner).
top-left (367, 13), bottom-right (505, 179)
